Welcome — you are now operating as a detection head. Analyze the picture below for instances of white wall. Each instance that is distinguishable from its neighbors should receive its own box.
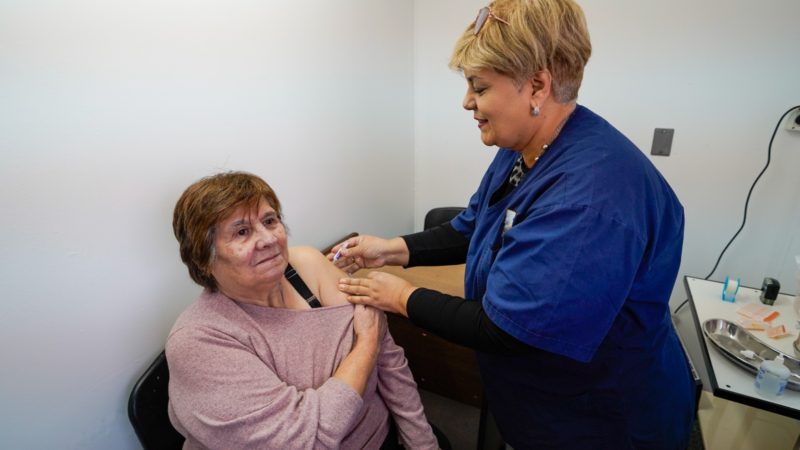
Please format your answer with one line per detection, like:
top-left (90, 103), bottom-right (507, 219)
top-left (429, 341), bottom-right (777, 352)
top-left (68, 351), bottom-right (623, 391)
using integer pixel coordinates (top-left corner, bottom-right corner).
top-left (0, 1), bottom-right (413, 448)
top-left (413, 0), bottom-right (800, 388)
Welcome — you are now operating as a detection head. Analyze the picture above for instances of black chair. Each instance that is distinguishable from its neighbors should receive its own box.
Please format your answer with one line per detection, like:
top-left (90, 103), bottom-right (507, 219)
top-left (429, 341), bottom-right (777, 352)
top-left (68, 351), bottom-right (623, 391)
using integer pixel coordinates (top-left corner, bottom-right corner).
top-left (128, 351), bottom-right (452, 450)
top-left (423, 207), bottom-right (465, 230)
top-left (128, 351), bottom-right (185, 450)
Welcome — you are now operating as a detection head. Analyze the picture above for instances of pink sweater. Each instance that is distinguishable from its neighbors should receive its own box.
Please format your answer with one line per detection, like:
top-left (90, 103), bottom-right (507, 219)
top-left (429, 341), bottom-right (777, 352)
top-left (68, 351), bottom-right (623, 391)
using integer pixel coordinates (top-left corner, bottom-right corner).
top-left (166, 290), bottom-right (437, 450)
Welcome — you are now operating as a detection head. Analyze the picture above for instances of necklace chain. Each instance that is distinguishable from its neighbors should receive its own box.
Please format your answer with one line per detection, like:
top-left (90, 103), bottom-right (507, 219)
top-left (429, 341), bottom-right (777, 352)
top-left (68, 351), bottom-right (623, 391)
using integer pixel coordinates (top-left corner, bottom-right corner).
top-left (535, 109), bottom-right (573, 161)
top-left (510, 107), bottom-right (575, 187)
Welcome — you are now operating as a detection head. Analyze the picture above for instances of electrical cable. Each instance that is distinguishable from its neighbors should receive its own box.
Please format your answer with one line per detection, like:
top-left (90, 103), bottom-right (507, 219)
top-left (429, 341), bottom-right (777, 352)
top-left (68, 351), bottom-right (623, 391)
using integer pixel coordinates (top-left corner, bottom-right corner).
top-left (672, 105), bottom-right (800, 315)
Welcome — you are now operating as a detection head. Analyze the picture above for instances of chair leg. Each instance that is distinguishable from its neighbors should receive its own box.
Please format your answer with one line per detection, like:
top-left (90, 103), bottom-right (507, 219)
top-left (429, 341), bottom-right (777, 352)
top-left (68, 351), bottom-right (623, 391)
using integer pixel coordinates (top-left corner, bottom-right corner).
top-left (477, 397), bottom-right (504, 450)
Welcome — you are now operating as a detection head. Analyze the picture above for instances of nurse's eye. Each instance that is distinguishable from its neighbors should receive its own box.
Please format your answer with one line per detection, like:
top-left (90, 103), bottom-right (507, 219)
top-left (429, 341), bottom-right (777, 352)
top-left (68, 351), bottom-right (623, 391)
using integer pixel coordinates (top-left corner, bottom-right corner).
top-left (473, 86), bottom-right (487, 95)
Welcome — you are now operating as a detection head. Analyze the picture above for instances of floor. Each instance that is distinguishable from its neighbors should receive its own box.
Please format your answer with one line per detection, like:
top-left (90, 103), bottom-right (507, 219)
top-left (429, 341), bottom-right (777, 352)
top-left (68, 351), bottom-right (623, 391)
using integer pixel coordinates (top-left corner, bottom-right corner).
top-left (420, 389), bottom-right (800, 450)
top-left (697, 391), bottom-right (800, 450)
top-left (419, 390), bottom-right (481, 450)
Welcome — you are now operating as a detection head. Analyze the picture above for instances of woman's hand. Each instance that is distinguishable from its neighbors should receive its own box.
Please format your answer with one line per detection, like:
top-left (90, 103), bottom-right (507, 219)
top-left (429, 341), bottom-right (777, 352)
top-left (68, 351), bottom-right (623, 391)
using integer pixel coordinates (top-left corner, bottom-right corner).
top-left (339, 272), bottom-right (417, 317)
top-left (328, 235), bottom-right (410, 273)
top-left (352, 303), bottom-right (387, 345)
top-left (334, 304), bottom-right (385, 396)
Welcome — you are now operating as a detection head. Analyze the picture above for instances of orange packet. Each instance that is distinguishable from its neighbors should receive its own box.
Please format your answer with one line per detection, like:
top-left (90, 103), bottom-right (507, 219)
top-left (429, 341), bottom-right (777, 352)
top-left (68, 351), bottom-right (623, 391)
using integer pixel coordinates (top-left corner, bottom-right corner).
top-left (737, 303), bottom-right (779, 322)
top-left (765, 324), bottom-right (789, 339)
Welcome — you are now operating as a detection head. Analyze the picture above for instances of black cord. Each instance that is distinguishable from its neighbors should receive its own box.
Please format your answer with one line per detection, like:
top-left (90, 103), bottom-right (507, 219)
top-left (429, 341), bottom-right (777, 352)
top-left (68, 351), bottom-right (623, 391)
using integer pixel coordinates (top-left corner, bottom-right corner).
top-left (673, 105), bottom-right (800, 315)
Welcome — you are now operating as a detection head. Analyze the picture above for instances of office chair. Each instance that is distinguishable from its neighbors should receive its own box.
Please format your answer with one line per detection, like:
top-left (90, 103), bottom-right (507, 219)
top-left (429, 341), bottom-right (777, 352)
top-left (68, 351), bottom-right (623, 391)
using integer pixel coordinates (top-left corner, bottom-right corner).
top-left (128, 350), bottom-right (185, 450)
top-left (423, 207), bottom-right (465, 230)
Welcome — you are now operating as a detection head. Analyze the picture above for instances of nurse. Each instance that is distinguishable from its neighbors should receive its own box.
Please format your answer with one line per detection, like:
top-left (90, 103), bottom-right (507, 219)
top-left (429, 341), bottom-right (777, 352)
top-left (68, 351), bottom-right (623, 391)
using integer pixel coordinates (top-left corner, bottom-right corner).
top-left (334, 0), bottom-right (695, 448)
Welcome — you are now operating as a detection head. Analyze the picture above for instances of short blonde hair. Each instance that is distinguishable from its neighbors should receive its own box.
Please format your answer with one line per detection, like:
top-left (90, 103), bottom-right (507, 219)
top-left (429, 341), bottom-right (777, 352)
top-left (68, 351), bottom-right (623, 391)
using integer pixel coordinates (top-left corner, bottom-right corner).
top-left (449, 0), bottom-right (591, 102)
top-left (173, 171), bottom-right (282, 290)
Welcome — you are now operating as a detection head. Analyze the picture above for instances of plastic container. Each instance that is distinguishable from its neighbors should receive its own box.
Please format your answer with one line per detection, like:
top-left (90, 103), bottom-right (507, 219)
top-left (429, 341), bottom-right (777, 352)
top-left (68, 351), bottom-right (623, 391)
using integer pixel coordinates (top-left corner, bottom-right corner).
top-left (754, 354), bottom-right (791, 397)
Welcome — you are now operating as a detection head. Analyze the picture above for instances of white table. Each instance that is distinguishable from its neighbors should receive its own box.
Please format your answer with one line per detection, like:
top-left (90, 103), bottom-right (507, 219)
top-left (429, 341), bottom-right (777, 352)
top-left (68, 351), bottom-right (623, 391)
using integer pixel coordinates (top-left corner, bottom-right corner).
top-left (685, 276), bottom-right (800, 419)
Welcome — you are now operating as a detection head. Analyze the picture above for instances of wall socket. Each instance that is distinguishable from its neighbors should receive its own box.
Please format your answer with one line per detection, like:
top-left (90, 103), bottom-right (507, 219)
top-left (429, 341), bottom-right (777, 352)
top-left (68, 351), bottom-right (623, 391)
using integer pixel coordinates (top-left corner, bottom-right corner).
top-left (785, 107), bottom-right (800, 132)
top-left (651, 128), bottom-right (674, 156)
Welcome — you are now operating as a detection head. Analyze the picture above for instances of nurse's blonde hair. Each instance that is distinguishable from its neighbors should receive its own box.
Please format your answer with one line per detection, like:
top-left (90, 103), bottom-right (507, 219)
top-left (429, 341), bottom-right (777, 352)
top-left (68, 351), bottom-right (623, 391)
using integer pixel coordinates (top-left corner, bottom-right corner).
top-left (449, 0), bottom-right (592, 102)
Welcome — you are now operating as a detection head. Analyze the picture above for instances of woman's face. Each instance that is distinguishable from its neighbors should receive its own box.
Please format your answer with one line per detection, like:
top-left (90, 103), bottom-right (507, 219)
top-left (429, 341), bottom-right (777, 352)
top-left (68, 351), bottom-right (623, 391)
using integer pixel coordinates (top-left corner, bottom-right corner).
top-left (462, 68), bottom-right (535, 151)
top-left (210, 198), bottom-right (288, 298)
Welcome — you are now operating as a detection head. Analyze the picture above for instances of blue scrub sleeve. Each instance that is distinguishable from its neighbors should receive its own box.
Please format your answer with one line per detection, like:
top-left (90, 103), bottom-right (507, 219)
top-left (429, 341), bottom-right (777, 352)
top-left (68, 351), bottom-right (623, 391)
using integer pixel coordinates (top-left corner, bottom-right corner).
top-left (450, 182), bottom-right (483, 241)
top-left (484, 204), bottom-right (647, 363)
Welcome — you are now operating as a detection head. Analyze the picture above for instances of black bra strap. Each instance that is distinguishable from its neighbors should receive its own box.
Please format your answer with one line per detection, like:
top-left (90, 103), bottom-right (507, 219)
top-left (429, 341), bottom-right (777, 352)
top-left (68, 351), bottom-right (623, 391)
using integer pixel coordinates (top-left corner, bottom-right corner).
top-left (284, 263), bottom-right (321, 308)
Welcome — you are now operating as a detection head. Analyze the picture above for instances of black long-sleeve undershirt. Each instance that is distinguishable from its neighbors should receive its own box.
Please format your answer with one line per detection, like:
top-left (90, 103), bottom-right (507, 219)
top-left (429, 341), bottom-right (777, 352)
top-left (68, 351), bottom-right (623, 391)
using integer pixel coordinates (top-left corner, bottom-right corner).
top-left (402, 223), bottom-right (469, 267)
top-left (400, 224), bottom-right (532, 355)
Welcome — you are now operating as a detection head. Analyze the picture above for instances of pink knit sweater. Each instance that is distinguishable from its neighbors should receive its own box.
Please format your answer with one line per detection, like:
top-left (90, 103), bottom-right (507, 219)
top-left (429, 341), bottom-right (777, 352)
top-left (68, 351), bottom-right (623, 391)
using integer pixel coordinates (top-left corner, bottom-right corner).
top-left (166, 290), bottom-right (437, 450)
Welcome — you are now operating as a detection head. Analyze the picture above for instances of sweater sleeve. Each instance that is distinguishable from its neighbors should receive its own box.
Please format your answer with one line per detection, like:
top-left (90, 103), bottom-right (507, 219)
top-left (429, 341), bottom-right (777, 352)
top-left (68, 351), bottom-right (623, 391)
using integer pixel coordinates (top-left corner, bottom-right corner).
top-left (166, 325), bottom-right (363, 450)
top-left (375, 331), bottom-right (438, 449)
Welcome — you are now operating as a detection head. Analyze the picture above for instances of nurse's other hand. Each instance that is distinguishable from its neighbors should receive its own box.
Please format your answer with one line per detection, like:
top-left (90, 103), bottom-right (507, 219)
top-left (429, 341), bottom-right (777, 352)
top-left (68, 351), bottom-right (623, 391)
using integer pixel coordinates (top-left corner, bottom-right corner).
top-left (339, 272), bottom-right (416, 317)
top-left (328, 235), bottom-right (409, 273)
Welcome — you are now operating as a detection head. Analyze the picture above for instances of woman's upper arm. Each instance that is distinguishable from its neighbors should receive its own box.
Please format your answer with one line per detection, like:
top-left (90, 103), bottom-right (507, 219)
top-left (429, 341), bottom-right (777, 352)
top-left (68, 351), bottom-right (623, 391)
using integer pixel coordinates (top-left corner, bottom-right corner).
top-left (290, 245), bottom-right (350, 306)
top-left (166, 325), bottom-right (362, 449)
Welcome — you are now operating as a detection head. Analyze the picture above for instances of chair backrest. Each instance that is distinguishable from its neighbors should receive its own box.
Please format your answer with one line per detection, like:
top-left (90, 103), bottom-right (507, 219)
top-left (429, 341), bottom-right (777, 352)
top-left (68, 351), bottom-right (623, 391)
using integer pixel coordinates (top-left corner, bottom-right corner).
top-left (128, 350), bottom-right (185, 450)
top-left (423, 207), bottom-right (466, 230)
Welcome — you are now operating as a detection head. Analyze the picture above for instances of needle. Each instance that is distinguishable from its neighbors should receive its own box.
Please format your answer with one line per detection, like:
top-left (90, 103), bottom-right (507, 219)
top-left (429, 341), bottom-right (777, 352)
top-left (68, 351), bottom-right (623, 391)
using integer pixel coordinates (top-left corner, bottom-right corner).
top-left (333, 242), bottom-right (348, 262)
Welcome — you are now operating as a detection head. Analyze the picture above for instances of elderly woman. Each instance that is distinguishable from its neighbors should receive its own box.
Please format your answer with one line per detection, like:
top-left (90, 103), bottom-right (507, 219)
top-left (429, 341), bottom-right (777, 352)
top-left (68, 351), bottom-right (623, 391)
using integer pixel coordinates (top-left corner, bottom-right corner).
top-left (334, 1), bottom-right (695, 449)
top-left (167, 171), bottom-right (437, 450)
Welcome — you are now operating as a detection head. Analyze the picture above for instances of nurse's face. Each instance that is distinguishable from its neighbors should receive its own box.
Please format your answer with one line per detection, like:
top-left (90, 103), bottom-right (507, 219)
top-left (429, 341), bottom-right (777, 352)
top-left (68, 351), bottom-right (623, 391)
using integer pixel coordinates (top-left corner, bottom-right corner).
top-left (462, 68), bottom-right (535, 151)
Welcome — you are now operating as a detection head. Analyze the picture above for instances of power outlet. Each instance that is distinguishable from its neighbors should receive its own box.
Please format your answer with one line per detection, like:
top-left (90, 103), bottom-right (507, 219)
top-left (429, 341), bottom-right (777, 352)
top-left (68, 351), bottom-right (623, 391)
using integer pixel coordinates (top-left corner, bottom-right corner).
top-left (651, 128), bottom-right (674, 156)
top-left (785, 107), bottom-right (800, 132)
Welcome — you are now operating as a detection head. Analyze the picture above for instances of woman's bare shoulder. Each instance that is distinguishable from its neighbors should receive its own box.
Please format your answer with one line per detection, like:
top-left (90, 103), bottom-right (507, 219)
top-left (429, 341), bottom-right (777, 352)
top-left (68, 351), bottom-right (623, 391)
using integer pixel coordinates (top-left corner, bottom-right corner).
top-left (289, 245), bottom-right (321, 261)
top-left (288, 246), bottom-right (349, 306)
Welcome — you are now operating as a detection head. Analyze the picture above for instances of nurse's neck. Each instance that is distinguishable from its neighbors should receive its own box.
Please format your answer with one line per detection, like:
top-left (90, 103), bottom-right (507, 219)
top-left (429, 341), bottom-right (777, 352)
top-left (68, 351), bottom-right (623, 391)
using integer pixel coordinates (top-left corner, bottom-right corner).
top-left (522, 101), bottom-right (576, 168)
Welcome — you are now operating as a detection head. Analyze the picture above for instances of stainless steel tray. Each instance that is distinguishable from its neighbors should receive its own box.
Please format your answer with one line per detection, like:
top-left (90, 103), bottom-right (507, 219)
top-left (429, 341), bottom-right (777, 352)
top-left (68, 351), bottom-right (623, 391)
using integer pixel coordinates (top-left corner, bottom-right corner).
top-left (702, 318), bottom-right (800, 391)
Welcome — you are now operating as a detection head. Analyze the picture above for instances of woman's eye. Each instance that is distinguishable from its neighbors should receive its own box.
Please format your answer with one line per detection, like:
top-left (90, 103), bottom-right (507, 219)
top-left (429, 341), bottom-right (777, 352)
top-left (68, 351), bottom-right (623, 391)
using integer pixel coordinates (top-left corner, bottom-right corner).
top-left (263, 218), bottom-right (276, 226)
top-left (473, 86), bottom-right (486, 94)
top-left (236, 228), bottom-right (248, 236)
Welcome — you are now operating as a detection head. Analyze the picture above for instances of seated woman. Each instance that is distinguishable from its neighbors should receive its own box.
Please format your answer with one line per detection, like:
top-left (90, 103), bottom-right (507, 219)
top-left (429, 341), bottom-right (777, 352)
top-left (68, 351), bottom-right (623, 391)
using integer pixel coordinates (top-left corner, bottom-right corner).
top-left (167, 171), bottom-right (437, 449)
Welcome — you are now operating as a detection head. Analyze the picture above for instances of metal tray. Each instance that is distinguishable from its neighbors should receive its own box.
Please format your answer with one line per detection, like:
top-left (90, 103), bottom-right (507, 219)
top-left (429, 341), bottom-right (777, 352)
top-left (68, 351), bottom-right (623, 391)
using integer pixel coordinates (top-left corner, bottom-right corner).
top-left (702, 318), bottom-right (800, 391)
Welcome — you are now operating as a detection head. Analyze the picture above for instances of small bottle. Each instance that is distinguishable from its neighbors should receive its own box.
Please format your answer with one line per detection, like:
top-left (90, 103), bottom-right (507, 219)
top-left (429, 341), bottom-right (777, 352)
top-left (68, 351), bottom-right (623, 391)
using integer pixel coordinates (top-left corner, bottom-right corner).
top-left (754, 354), bottom-right (791, 397)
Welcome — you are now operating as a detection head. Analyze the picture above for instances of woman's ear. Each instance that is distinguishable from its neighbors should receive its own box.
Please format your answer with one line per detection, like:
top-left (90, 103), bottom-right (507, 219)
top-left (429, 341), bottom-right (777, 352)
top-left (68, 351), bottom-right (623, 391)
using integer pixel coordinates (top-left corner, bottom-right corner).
top-left (529, 70), bottom-right (553, 106)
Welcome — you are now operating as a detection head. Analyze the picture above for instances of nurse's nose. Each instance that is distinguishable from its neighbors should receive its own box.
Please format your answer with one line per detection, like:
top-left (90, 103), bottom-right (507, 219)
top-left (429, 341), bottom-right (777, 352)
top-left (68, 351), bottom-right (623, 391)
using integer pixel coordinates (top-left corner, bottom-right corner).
top-left (463, 89), bottom-right (476, 111)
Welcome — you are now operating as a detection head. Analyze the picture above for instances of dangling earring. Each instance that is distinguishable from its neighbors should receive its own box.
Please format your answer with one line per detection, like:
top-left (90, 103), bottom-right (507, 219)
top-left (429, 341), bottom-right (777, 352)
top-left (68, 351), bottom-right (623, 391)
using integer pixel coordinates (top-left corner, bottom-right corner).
top-left (531, 105), bottom-right (540, 117)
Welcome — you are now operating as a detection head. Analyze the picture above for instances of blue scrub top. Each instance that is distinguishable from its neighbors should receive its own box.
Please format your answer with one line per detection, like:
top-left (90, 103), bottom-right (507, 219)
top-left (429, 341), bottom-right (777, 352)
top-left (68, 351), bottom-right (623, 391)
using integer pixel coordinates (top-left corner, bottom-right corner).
top-left (451, 105), bottom-right (694, 449)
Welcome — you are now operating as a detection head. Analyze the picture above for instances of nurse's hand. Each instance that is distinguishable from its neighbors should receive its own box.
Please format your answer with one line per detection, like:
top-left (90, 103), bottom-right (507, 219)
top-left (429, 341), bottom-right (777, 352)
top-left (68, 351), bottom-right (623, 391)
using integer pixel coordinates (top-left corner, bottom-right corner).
top-left (339, 272), bottom-right (417, 317)
top-left (328, 235), bottom-right (410, 273)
